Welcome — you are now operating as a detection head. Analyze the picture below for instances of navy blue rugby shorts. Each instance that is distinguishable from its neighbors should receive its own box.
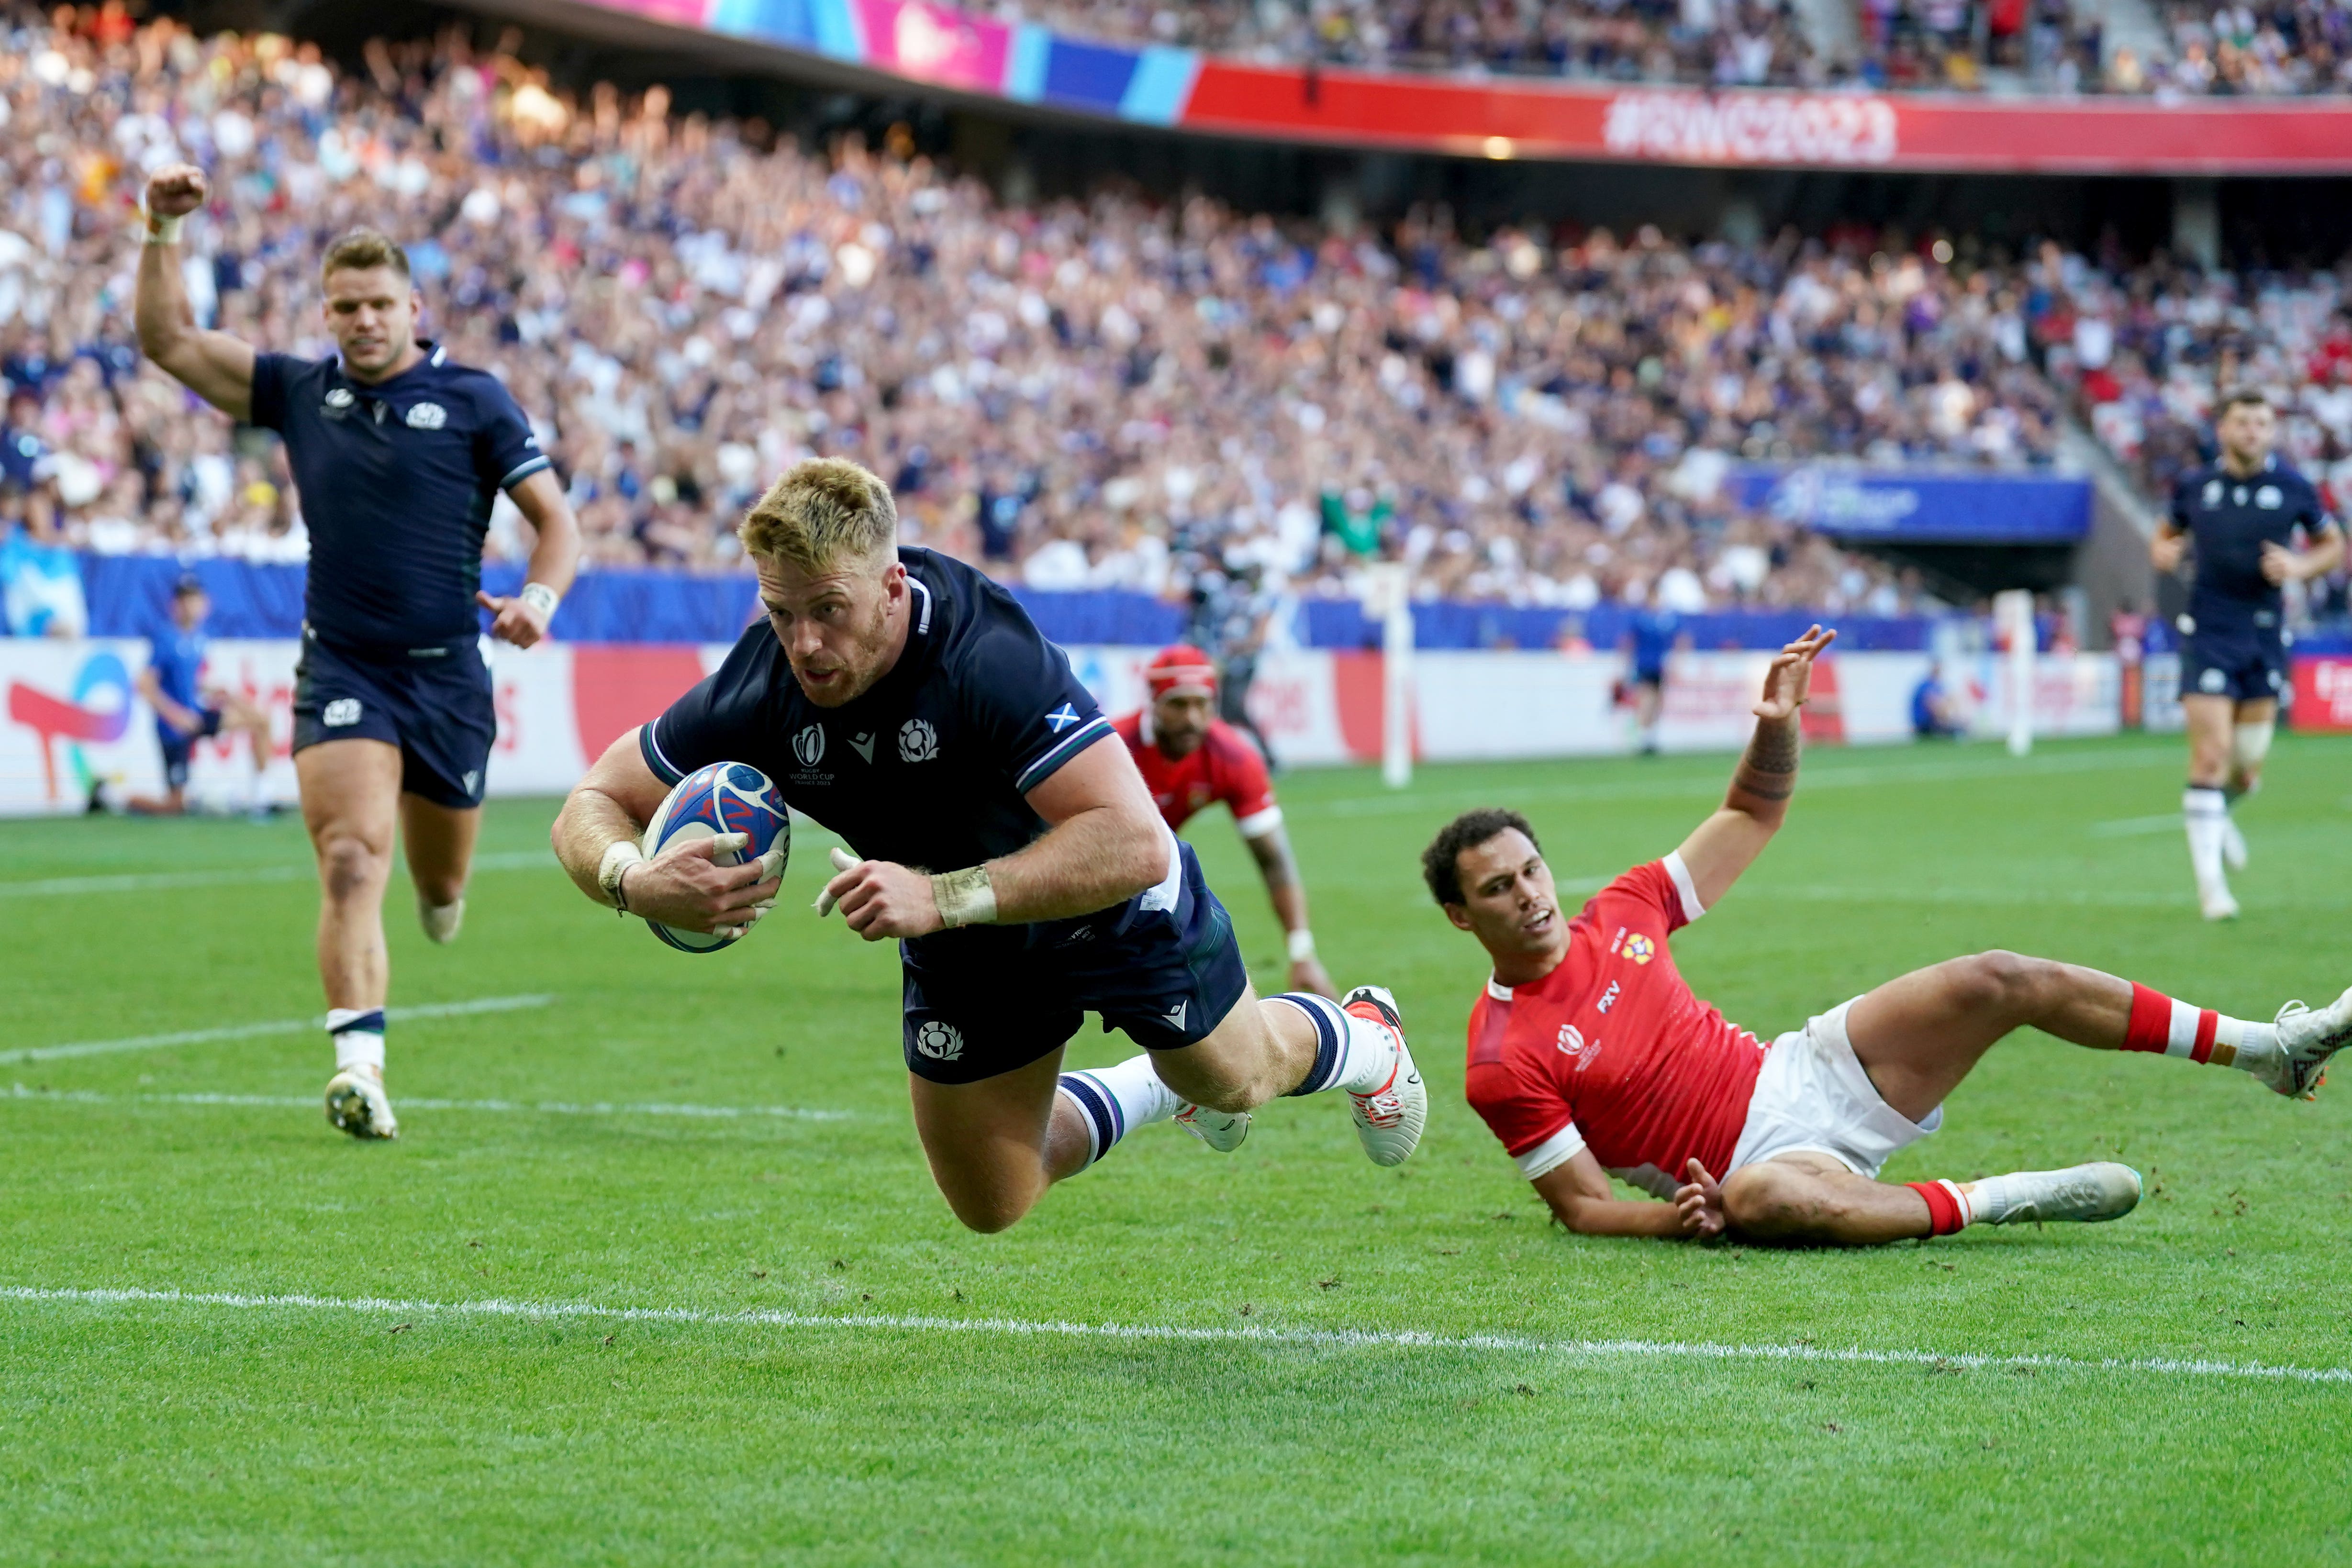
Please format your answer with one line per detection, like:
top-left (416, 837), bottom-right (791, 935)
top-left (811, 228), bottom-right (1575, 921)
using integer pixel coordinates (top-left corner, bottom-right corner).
top-left (290, 629), bottom-right (495, 809)
top-left (897, 839), bottom-right (1252, 1085)
top-left (2180, 623), bottom-right (2287, 705)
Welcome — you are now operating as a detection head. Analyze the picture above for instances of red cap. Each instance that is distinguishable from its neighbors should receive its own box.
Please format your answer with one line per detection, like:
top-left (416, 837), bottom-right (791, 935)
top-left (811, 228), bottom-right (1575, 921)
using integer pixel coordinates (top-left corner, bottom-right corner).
top-left (1145, 644), bottom-right (1218, 699)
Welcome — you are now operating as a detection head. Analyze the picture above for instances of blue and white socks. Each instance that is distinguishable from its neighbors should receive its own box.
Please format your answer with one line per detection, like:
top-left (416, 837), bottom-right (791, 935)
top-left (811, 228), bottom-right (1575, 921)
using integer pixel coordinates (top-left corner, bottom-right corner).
top-left (1271, 991), bottom-right (1398, 1097)
top-left (327, 1007), bottom-right (386, 1076)
top-left (1057, 1056), bottom-right (1182, 1169)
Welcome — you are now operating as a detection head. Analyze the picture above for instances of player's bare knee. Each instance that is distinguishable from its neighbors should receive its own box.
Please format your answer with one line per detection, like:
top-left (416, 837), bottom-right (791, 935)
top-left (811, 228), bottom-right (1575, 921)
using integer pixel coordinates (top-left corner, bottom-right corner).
top-left (317, 834), bottom-right (387, 902)
top-left (939, 1182), bottom-right (1034, 1235)
top-left (412, 866), bottom-right (468, 907)
top-left (1723, 1165), bottom-right (1812, 1235)
top-left (1949, 950), bottom-right (2043, 1014)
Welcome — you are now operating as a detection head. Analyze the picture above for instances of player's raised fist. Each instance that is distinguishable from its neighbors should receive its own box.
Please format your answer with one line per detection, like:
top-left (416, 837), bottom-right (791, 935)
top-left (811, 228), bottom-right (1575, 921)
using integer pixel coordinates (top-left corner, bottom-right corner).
top-left (477, 589), bottom-right (550, 648)
top-left (145, 163), bottom-right (209, 220)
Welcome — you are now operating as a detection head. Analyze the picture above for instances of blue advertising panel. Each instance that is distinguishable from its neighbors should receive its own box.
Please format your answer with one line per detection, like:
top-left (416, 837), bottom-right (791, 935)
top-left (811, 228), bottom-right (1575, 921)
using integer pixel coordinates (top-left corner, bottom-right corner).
top-left (1729, 464), bottom-right (2091, 544)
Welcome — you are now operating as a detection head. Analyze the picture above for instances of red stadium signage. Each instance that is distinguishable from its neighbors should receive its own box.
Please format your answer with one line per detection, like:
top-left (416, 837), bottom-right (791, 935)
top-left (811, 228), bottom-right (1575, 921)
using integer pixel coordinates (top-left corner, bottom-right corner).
top-left (2291, 657), bottom-right (2352, 734)
top-left (1183, 64), bottom-right (2352, 173)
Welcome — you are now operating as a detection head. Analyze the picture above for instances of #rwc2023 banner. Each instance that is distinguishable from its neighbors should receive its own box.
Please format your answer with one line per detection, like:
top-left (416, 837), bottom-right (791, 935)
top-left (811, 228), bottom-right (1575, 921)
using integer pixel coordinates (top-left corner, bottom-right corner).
top-left (1, 638), bottom-right (2139, 817)
top-left (569, 0), bottom-right (2352, 173)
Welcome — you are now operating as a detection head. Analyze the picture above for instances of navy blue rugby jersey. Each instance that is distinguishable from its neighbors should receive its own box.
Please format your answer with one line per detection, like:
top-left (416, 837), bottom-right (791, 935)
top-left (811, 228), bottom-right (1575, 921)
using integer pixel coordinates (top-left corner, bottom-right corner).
top-left (640, 547), bottom-right (1125, 912)
top-left (249, 342), bottom-right (550, 648)
top-left (2168, 456), bottom-right (2336, 633)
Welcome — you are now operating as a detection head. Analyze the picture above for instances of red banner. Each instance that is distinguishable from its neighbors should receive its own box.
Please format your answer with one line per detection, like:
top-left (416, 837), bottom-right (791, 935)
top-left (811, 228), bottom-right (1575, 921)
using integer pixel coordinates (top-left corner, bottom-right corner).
top-left (1182, 65), bottom-right (2352, 173)
top-left (2292, 657), bottom-right (2352, 733)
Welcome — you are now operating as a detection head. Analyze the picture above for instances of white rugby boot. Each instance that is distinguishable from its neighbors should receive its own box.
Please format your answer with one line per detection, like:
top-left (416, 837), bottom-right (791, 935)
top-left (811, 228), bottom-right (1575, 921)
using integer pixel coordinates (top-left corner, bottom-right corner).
top-left (325, 1068), bottom-right (400, 1139)
top-left (1175, 1103), bottom-right (1251, 1152)
top-left (2200, 885), bottom-right (2241, 923)
top-left (419, 897), bottom-right (465, 945)
top-left (1968, 1163), bottom-right (2141, 1225)
top-left (2221, 815), bottom-right (2249, 872)
top-left (2258, 986), bottom-right (2352, 1101)
top-left (1340, 985), bottom-right (1426, 1168)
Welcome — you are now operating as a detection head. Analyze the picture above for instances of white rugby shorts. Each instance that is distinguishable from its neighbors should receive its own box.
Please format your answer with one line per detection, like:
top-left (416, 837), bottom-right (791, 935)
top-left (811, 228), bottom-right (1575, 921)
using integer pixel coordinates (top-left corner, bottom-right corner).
top-left (1728, 997), bottom-right (1942, 1179)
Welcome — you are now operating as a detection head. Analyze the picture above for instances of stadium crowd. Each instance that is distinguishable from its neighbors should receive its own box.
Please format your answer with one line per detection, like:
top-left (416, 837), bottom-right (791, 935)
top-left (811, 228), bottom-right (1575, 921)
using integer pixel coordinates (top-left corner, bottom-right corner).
top-left (0, 8), bottom-right (2343, 641)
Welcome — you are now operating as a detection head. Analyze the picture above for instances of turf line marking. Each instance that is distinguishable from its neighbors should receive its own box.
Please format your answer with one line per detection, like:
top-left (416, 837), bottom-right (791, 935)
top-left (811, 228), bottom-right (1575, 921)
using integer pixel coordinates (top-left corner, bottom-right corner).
top-left (0, 994), bottom-right (557, 1066)
top-left (5, 1285), bottom-right (2346, 1387)
top-left (0, 850), bottom-right (554, 899)
top-left (0, 1085), bottom-right (851, 1121)
top-left (2089, 814), bottom-right (2188, 837)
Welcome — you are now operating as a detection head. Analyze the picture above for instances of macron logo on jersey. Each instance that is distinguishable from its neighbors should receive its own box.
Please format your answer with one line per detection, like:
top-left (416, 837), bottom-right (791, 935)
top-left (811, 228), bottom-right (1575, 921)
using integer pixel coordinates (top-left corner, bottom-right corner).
top-left (1046, 704), bottom-right (1081, 734)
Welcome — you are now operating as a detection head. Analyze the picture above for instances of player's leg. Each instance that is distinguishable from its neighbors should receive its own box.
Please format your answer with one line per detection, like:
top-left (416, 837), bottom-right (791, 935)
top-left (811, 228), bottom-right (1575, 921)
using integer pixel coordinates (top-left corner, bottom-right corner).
top-left (218, 694), bottom-right (274, 811)
top-left (1634, 675), bottom-right (1663, 754)
top-left (907, 1052), bottom-right (1091, 1234)
top-left (400, 792), bottom-right (480, 945)
top-left (122, 738), bottom-right (192, 815)
top-left (1721, 1153), bottom-right (2140, 1245)
top-left (2220, 694), bottom-right (2277, 872)
top-left (297, 736), bottom-right (404, 1138)
top-left (1843, 949), bottom-right (2348, 1110)
top-left (2179, 689), bottom-right (2239, 919)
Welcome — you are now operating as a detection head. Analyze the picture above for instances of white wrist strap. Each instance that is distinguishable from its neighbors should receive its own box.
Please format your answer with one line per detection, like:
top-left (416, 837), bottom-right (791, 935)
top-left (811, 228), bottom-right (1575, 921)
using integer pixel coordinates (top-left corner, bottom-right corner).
top-left (598, 840), bottom-right (645, 914)
top-left (520, 581), bottom-right (561, 618)
top-left (1287, 928), bottom-right (1317, 963)
top-left (930, 866), bottom-right (998, 929)
top-left (140, 200), bottom-right (183, 246)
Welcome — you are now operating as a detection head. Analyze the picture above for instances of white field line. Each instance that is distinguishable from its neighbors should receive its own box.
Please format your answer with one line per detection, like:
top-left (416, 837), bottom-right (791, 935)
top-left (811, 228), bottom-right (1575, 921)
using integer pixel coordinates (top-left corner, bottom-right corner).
top-left (0, 1084), bottom-right (851, 1121)
top-left (4, 1284), bottom-right (2347, 1387)
top-left (1316, 745), bottom-right (2184, 819)
top-left (0, 994), bottom-right (557, 1066)
top-left (0, 849), bottom-right (555, 900)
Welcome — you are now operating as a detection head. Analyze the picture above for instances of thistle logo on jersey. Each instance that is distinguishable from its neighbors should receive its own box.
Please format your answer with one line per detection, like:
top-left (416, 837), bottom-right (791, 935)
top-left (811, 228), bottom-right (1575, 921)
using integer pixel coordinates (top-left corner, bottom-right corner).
top-left (792, 725), bottom-right (825, 768)
top-left (2256, 485), bottom-right (2283, 509)
top-left (323, 388), bottom-right (355, 411)
top-left (899, 718), bottom-right (938, 762)
top-left (914, 1021), bottom-right (963, 1060)
top-left (404, 401), bottom-right (448, 430)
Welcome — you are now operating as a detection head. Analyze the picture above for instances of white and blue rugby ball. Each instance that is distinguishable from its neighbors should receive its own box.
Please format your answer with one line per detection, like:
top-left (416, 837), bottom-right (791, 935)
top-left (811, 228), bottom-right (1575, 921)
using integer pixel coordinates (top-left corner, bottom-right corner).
top-left (640, 761), bottom-right (790, 953)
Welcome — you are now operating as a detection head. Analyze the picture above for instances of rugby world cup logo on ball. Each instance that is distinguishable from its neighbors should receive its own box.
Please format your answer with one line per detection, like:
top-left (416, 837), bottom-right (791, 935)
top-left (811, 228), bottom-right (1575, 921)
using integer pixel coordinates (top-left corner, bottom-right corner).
top-left (639, 762), bottom-right (790, 953)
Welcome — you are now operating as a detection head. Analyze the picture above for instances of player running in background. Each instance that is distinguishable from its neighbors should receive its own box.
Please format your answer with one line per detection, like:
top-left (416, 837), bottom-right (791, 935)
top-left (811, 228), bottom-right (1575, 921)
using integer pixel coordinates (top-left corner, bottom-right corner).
top-left (1113, 645), bottom-right (1335, 999)
top-left (2152, 389), bottom-right (2344, 920)
top-left (1427, 625), bottom-right (2352, 1246)
top-left (1621, 603), bottom-right (1679, 755)
top-left (135, 164), bottom-right (582, 1139)
top-left (553, 460), bottom-right (1424, 1234)
top-left (104, 574), bottom-right (272, 816)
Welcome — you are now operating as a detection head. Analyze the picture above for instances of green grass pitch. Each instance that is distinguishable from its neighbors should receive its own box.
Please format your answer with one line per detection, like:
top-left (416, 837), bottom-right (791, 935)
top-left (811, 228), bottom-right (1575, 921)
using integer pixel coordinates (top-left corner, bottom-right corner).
top-left (5, 733), bottom-right (2351, 1565)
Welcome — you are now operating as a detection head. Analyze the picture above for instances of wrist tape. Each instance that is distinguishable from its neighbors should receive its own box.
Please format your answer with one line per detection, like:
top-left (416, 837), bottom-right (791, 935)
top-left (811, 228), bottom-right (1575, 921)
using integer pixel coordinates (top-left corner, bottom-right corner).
top-left (520, 581), bottom-right (561, 618)
top-left (598, 840), bottom-right (645, 914)
top-left (1287, 928), bottom-right (1318, 962)
top-left (930, 866), bottom-right (998, 928)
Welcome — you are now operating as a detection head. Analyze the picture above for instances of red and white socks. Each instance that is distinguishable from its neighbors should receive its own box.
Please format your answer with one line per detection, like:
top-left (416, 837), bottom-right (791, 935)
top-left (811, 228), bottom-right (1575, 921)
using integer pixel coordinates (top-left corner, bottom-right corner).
top-left (2118, 982), bottom-right (2280, 1079)
top-left (1907, 1178), bottom-right (1975, 1234)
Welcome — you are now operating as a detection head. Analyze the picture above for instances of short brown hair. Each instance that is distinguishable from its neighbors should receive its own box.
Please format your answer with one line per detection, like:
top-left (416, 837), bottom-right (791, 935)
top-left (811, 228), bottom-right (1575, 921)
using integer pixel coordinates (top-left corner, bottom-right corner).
top-left (1422, 808), bottom-right (1540, 906)
top-left (321, 228), bottom-right (411, 282)
top-left (2218, 387), bottom-right (2271, 416)
top-left (739, 458), bottom-right (899, 572)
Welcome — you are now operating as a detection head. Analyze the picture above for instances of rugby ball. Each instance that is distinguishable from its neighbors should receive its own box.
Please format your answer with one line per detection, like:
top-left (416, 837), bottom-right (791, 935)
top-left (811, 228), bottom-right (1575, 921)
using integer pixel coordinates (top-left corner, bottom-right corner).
top-left (640, 762), bottom-right (791, 953)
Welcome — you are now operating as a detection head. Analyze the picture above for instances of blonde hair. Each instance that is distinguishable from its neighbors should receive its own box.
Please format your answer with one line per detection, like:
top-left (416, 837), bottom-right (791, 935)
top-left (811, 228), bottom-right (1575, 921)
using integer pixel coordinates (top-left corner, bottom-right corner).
top-left (739, 458), bottom-right (899, 571)
top-left (321, 228), bottom-right (412, 282)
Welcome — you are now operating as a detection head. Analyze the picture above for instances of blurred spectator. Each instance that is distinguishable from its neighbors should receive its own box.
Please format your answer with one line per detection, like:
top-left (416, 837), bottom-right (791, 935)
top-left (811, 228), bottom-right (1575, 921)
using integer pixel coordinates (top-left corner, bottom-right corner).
top-left (0, 481), bottom-right (88, 635)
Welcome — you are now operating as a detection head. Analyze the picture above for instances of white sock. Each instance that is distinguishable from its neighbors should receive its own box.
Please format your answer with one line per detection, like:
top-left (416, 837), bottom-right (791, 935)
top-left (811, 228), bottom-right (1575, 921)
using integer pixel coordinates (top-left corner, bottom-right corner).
top-left (419, 897), bottom-right (465, 945)
top-left (2183, 787), bottom-right (2229, 893)
top-left (1058, 1056), bottom-right (1182, 1168)
top-left (1273, 992), bottom-right (1399, 1097)
top-left (327, 1007), bottom-right (386, 1074)
top-left (2213, 1012), bottom-right (2282, 1077)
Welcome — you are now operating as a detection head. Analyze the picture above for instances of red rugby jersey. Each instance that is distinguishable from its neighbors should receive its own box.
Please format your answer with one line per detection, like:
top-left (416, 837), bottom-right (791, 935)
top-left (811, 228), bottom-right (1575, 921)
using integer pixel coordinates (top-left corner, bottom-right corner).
top-left (1463, 854), bottom-right (1766, 1198)
top-left (1113, 711), bottom-right (1281, 836)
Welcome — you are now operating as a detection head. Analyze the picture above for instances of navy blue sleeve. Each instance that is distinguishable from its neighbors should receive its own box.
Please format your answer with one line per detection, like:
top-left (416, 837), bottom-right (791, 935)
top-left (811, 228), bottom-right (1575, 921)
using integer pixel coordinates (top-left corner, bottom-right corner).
top-left (2300, 478), bottom-right (2338, 537)
top-left (2168, 473), bottom-right (2196, 534)
top-left (248, 353), bottom-right (296, 431)
top-left (470, 376), bottom-right (552, 493)
top-left (959, 613), bottom-right (1112, 796)
top-left (637, 630), bottom-right (773, 787)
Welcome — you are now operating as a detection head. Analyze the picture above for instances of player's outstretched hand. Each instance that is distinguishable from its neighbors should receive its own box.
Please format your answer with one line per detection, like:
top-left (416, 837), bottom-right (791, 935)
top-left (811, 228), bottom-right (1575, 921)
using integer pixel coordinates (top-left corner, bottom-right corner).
top-left (477, 589), bottom-right (552, 648)
top-left (625, 833), bottom-right (780, 938)
top-left (145, 163), bottom-right (209, 219)
top-left (1753, 624), bottom-right (1836, 722)
top-left (1675, 1158), bottom-right (1727, 1239)
top-left (819, 852), bottom-right (945, 942)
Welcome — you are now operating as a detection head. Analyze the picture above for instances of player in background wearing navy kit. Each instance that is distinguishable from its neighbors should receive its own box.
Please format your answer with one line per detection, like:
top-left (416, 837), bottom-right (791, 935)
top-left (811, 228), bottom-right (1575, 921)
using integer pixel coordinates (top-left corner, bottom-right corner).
top-left (1112, 645), bottom-right (1336, 1000)
top-left (552, 461), bottom-right (1424, 1234)
top-left (2153, 390), bottom-right (2343, 920)
top-left (136, 165), bottom-right (581, 1139)
top-left (111, 574), bottom-right (272, 816)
